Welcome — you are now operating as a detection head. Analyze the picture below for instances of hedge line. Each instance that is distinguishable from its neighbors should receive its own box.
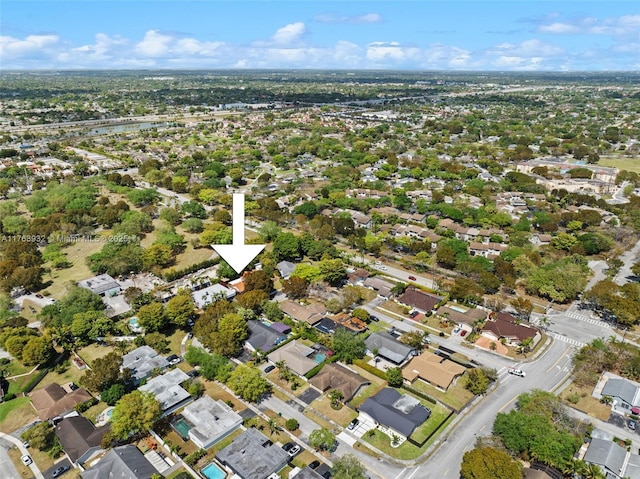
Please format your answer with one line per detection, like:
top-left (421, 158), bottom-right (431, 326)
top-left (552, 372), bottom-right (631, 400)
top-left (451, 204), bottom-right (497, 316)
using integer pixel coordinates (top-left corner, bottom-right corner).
top-left (163, 258), bottom-right (219, 282)
top-left (304, 354), bottom-right (339, 379)
top-left (22, 368), bottom-right (50, 394)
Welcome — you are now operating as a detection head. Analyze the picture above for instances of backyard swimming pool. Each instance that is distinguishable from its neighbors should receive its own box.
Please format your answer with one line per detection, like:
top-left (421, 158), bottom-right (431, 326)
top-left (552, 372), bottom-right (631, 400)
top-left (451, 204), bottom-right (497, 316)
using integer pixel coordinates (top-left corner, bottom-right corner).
top-left (172, 418), bottom-right (191, 440)
top-left (313, 353), bottom-right (326, 364)
top-left (202, 462), bottom-right (226, 479)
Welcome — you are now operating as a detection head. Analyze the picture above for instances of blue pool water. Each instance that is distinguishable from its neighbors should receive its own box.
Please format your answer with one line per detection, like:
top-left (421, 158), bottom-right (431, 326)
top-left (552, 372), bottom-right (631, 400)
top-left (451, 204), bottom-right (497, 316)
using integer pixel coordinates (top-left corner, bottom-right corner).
top-left (314, 353), bottom-right (326, 364)
top-left (448, 305), bottom-right (467, 313)
top-left (202, 462), bottom-right (226, 479)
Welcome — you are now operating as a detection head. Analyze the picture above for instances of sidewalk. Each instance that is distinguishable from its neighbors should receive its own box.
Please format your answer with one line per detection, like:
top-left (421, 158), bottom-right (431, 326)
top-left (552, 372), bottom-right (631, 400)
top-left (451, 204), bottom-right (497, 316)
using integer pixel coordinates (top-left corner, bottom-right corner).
top-left (0, 430), bottom-right (45, 479)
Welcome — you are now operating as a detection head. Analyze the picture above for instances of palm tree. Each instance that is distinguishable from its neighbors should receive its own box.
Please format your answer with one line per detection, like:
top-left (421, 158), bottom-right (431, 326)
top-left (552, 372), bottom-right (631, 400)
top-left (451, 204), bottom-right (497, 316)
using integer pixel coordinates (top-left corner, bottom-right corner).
top-left (539, 316), bottom-right (551, 331)
top-left (267, 418), bottom-right (280, 437)
top-left (561, 458), bottom-right (586, 478)
top-left (583, 463), bottom-right (605, 479)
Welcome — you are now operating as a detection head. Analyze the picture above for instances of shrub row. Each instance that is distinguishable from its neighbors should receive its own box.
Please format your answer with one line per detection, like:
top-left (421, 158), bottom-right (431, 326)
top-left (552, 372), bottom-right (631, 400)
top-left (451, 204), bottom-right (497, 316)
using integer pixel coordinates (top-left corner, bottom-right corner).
top-left (163, 258), bottom-right (219, 282)
top-left (184, 448), bottom-right (207, 466)
top-left (304, 354), bottom-right (338, 379)
top-left (352, 359), bottom-right (388, 381)
top-left (75, 397), bottom-right (99, 413)
top-left (22, 368), bottom-right (50, 394)
top-left (401, 385), bottom-right (437, 405)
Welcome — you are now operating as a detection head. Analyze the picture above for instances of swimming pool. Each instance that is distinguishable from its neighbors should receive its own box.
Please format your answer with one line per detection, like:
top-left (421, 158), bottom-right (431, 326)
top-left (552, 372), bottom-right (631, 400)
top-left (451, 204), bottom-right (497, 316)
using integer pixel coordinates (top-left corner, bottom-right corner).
top-left (172, 418), bottom-right (191, 440)
top-left (448, 305), bottom-right (467, 313)
top-left (202, 462), bottom-right (226, 479)
top-left (128, 317), bottom-right (143, 332)
top-left (313, 353), bottom-right (326, 364)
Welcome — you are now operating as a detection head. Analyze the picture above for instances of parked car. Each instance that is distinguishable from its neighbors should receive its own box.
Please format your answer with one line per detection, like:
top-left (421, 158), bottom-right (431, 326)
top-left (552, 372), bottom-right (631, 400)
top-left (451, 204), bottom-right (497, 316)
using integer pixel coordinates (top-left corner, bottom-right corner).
top-left (282, 442), bottom-right (295, 452)
top-left (167, 354), bottom-right (181, 365)
top-left (21, 455), bottom-right (32, 466)
top-left (508, 368), bottom-right (526, 377)
top-left (22, 441), bottom-right (30, 448)
top-left (309, 460), bottom-right (321, 470)
top-left (630, 420), bottom-right (637, 430)
top-left (288, 444), bottom-right (301, 456)
top-left (347, 418), bottom-right (359, 430)
top-left (51, 465), bottom-right (70, 478)
top-left (452, 327), bottom-right (461, 334)
top-left (409, 311), bottom-right (419, 318)
top-left (460, 330), bottom-right (467, 337)
top-left (369, 315), bottom-right (379, 322)
top-left (408, 275), bottom-right (417, 281)
top-left (264, 365), bottom-right (275, 373)
top-left (68, 383), bottom-right (79, 391)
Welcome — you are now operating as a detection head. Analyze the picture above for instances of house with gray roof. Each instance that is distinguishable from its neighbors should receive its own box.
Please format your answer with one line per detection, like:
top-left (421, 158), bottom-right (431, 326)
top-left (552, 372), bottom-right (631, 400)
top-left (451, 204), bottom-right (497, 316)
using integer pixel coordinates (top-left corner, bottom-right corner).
top-left (55, 416), bottom-right (109, 466)
top-left (138, 368), bottom-right (191, 415)
top-left (363, 277), bottom-right (395, 298)
top-left (216, 428), bottom-right (290, 479)
top-left (601, 377), bottom-right (640, 414)
top-left (246, 320), bottom-right (287, 353)
top-left (276, 261), bottom-right (296, 279)
top-left (78, 274), bottom-right (121, 297)
top-left (81, 445), bottom-right (158, 479)
top-left (122, 346), bottom-right (169, 384)
top-left (365, 332), bottom-right (417, 366)
top-left (584, 438), bottom-right (640, 479)
top-left (359, 388), bottom-right (430, 440)
top-left (192, 283), bottom-right (236, 309)
top-left (181, 395), bottom-right (243, 450)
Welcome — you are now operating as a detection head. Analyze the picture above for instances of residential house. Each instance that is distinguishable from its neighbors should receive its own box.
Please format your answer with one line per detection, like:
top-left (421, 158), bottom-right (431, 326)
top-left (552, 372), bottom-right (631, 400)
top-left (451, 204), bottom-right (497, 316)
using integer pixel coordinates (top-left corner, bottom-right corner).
top-left (29, 383), bottom-right (92, 421)
top-left (122, 346), bottom-right (169, 384)
top-left (601, 377), bottom-right (640, 413)
top-left (397, 287), bottom-right (442, 314)
top-left (277, 261), bottom-right (296, 280)
top-left (216, 428), bottom-right (290, 479)
top-left (469, 242), bottom-right (507, 259)
top-left (294, 467), bottom-right (325, 479)
top-left (480, 313), bottom-right (541, 347)
top-left (309, 363), bottom-right (370, 402)
top-left (402, 351), bottom-right (467, 391)
top-left (180, 395), bottom-right (243, 450)
top-left (583, 438), bottom-right (640, 479)
top-left (246, 320), bottom-right (287, 353)
top-left (192, 283), bottom-right (236, 309)
top-left (78, 274), bottom-right (121, 297)
top-left (435, 305), bottom-right (486, 332)
top-left (55, 416), bottom-right (109, 466)
top-left (280, 300), bottom-right (326, 325)
top-left (81, 445), bottom-right (159, 479)
top-left (314, 317), bottom-right (345, 335)
top-left (359, 388), bottom-right (431, 440)
top-left (331, 312), bottom-right (367, 333)
top-left (138, 369), bottom-right (191, 415)
top-left (267, 340), bottom-right (318, 376)
top-left (365, 332), bottom-right (417, 366)
top-left (363, 277), bottom-right (396, 298)
top-left (346, 268), bottom-right (370, 285)
top-left (530, 233), bottom-right (552, 246)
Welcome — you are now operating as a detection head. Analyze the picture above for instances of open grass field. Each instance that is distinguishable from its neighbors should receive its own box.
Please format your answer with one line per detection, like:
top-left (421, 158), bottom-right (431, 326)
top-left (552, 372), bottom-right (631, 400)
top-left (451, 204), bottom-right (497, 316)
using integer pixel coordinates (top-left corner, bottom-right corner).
top-left (0, 397), bottom-right (36, 433)
top-left (202, 381), bottom-right (246, 412)
top-left (408, 377), bottom-right (474, 411)
top-left (409, 402), bottom-right (452, 443)
top-left (348, 365), bottom-right (387, 408)
top-left (77, 343), bottom-right (117, 366)
top-left (43, 237), bottom-right (105, 297)
top-left (266, 370), bottom-right (311, 397)
top-left (599, 155), bottom-right (640, 173)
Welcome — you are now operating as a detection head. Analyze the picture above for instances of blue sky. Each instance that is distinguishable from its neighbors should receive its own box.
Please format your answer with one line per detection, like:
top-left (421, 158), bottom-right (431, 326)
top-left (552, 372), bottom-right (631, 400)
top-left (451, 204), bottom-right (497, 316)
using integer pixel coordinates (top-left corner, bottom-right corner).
top-left (1, 1), bottom-right (638, 70)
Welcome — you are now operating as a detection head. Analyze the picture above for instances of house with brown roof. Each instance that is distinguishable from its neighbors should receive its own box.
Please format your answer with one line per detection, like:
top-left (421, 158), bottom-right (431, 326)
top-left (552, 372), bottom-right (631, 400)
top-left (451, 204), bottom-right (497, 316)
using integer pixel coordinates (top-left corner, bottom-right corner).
top-left (309, 363), bottom-right (370, 401)
top-left (331, 312), bottom-right (367, 332)
top-left (55, 416), bottom-right (110, 466)
top-left (481, 313), bottom-right (541, 347)
top-left (397, 287), bottom-right (442, 314)
top-left (280, 300), bottom-right (326, 325)
top-left (436, 305), bottom-right (486, 332)
top-left (402, 351), bottom-right (466, 391)
top-left (347, 268), bottom-right (370, 285)
top-left (29, 383), bottom-right (92, 421)
top-left (267, 340), bottom-right (318, 376)
top-left (363, 276), bottom-right (395, 298)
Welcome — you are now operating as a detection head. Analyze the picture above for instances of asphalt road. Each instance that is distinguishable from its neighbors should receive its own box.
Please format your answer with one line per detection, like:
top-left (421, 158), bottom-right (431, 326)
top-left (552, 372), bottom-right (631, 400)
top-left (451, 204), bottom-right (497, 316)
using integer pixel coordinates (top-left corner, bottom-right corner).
top-left (0, 438), bottom-right (21, 479)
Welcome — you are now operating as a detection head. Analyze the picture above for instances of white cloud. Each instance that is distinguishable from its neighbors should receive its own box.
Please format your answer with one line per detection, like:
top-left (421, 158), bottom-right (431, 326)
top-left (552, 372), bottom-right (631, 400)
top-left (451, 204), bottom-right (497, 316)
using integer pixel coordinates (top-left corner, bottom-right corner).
top-left (271, 22), bottom-right (306, 45)
top-left (0, 34), bottom-right (59, 58)
top-left (314, 12), bottom-right (382, 24)
top-left (538, 14), bottom-right (640, 38)
top-left (135, 30), bottom-right (173, 57)
top-left (538, 23), bottom-right (580, 34)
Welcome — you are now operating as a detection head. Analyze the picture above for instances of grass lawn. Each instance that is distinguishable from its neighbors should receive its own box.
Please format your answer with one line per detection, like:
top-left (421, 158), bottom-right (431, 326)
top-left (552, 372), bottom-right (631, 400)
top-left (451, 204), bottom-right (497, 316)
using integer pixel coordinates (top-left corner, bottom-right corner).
top-left (37, 359), bottom-right (86, 390)
top-left (347, 364), bottom-right (387, 408)
top-left (266, 370), bottom-right (311, 397)
top-left (81, 401), bottom-right (109, 424)
top-left (310, 396), bottom-right (358, 427)
top-left (291, 449), bottom-right (318, 469)
top-left (43, 238), bottom-right (105, 298)
top-left (599, 156), bottom-right (640, 174)
top-left (164, 328), bottom-right (188, 356)
top-left (2, 361), bottom-right (38, 396)
top-left (302, 408), bottom-right (335, 432)
top-left (409, 403), bottom-right (452, 443)
top-left (0, 397), bottom-right (36, 433)
top-left (166, 239), bottom-right (214, 273)
top-left (76, 344), bottom-right (117, 366)
top-left (408, 378), bottom-right (474, 411)
top-left (376, 300), bottom-right (408, 317)
top-left (202, 381), bottom-right (246, 412)
top-left (560, 384), bottom-right (612, 421)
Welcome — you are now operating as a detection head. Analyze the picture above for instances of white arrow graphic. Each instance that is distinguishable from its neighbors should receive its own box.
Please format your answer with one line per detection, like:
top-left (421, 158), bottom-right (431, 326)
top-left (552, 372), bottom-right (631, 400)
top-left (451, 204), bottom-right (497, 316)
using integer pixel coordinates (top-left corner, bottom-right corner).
top-left (212, 193), bottom-right (265, 274)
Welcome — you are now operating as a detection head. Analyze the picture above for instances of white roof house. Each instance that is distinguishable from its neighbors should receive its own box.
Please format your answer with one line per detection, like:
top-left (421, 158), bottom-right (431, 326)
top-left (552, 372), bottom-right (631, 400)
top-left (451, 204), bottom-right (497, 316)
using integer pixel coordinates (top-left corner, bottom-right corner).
top-left (181, 395), bottom-right (243, 450)
top-left (138, 369), bottom-right (191, 415)
top-left (192, 283), bottom-right (236, 309)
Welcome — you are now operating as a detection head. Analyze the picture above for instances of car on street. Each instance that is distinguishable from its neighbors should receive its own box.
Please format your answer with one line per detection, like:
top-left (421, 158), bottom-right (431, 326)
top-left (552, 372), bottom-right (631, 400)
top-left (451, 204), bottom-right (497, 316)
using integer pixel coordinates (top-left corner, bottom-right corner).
top-left (264, 365), bottom-right (275, 373)
top-left (630, 420), bottom-right (637, 430)
top-left (309, 460), bottom-right (321, 470)
top-left (347, 418), bottom-right (359, 430)
top-left (508, 368), bottom-right (526, 377)
top-left (51, 465), bottom-right (70, 478)
top-left (369, 315), bottom-right (379, 322)
top-left (408, 275), bottom-right (417, 281)
top-left (377, 265), bottom-right (387, 271)
top-left (374, 261), bottom-right (382, 265)
top-left (21, 455), bottom-right (32, 466)
top-left (22, 440), bottom-right (30, 448)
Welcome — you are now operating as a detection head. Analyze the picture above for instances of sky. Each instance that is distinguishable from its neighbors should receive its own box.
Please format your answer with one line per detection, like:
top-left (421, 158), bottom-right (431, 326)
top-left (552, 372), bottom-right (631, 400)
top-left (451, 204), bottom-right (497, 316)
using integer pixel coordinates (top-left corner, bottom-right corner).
top-left (1, 1), bottom-right (639, 71)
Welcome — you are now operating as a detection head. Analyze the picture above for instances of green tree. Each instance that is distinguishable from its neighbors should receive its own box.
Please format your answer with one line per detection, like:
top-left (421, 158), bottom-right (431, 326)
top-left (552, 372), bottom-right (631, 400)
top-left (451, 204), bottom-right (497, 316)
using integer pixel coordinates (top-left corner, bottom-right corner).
top-left (465, 368), bottom-right (490, 395)
top-left (111, 391), bottom-right (162, 440)
top-left (137, 302), bottom-right (169, 332)
top-left (386, 367), bottom-right (404, 388)
top-left (21, 422), bottom-right (58, 452)
top-left (81, 352), bottom-right (127, 392)
top-left (272, 232), bottom-right (300, 261)
top-left (285, 418), bottom-right (299, 431)
top-left (309, 427), bottom-right (336, 451)
top-left (22, 336), bottom-right (54, 366)
top-left (263, 301), bottom-right (283, 322)
top-left (165, 293), bottom-right (195, 327)
top-left (101, 383), bottom-right (126, 406)
top-left (332, 329), bottom-right (366, 364)
top-left (331, 454), bottom-right (367, 479)
top-left (460, 446), bottom-right (523, 479)
top-left (282, 276), bottom-right (308, 299)
top-left (226, 364), bottom-right (271, 402)
top-left (319, 258), bottom-right (347, 286)
top-left (210, 313), bottom-right (248, 357)
top-left (142, 243), bottom-right (174, 270)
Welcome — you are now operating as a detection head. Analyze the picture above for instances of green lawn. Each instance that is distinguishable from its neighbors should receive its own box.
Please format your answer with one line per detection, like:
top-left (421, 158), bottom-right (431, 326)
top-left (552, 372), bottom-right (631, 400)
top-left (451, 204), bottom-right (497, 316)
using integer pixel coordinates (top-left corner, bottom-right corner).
top-left (409, 403), bottom-right (452, 443)
top-left (0, 397), bottom-right (37, 434)
top-left (598, 155), bottom-right (640, 173)
top-left (408, 378), bottom-right (474, 411)
top-left (43, 238), bottom-right (105, 298)
top-left (77, 344), bottom-right (118, 366)
top-left (310, 395), bottom-right (358, 427)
